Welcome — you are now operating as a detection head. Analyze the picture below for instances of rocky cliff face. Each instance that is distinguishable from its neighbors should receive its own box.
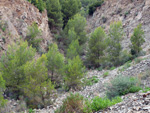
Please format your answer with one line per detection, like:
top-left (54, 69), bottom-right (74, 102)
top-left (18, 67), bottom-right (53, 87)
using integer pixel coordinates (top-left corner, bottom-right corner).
top-left (0, 0), bottom-right (53, 51)
top-left (87, 0), bottom-right (150, 53)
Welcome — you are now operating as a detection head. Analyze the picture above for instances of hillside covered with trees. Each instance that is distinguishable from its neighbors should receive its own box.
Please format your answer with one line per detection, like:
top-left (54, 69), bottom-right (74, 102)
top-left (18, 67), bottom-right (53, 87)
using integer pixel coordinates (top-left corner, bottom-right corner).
top-left (0, 0), bottom-right (150, 112)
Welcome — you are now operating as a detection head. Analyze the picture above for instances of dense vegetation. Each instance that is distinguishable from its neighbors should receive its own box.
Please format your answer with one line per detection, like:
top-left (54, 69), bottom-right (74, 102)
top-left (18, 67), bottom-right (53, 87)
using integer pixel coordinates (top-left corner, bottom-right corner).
top-left (0, 0), bottom-right (146, 112)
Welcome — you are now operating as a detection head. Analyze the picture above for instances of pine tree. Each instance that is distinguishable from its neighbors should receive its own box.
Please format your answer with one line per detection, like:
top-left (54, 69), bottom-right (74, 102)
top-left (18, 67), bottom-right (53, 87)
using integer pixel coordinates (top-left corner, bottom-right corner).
top-left (0, 74), bottom-right (7, 109)
top-left (46, 0), bottom-right (63, 31)
top-left (0, 41), bottom-right (36, 98)
top-left (67, 39), bottom-right (81, 59)
top-left (130, 24), bottom-right (145, 56)
top-left (87, 27), bottom-right (107, 68)
top-left (64, 56), bottom-right (85, 90)
top-left (107, 21), bottom-right (124, 66)
top-left (24, 54), bottom-right (55, 108)
top-left (46, 43), bottom-right (65, 87)
top-left (65, 14), bottom-right (87, 46)
top-left (61, 0), bottom-right (81, 28)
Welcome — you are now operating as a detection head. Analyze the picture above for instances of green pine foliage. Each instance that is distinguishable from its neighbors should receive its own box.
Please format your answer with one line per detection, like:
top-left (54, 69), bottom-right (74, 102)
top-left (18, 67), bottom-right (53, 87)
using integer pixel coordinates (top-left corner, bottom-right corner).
top-left (64, 14), bottom-right (87, 46)
top-left (27, 0), bottom-right (46, 12)
top-left (46, 43), bottom-right (65, 87)
top-left (107, 21), bottom-right (124, 66)
top-left (26, 22), bottom-right (43, 51)
top-left (46, 0), bottom-right (63, 31)
top-left (0, 41), bottom-right (36, 98)
top-left (87, 27), bottom-right (107, 68)
top-left (64, 56), bottom-right (85, 90)
top-left (0, 74), bottom-right (7, 109)
top-left (61, 0), bottom-right (81, 28)
top-left (67, 39), bottom-right (81, 59)
top-left (23, 54), bottom-right (55, 108)
top-left (130, 24), bottom-right (145, 56)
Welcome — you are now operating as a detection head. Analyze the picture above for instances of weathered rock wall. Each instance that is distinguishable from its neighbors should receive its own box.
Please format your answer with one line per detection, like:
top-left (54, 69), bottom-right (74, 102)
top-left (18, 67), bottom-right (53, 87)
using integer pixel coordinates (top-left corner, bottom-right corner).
top-left (0, 0), bottom-right (53, 51)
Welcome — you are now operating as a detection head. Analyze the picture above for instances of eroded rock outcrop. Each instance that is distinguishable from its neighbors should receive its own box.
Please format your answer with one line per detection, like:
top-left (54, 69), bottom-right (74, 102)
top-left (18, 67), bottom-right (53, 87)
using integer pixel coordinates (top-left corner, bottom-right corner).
top-left (0, 0), bottom-right (53, 51)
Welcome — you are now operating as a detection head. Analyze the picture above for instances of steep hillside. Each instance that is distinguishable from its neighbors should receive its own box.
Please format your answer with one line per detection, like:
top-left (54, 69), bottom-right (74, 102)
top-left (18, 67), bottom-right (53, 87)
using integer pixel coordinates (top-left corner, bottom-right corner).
top-left (87, 0), bottom-right (150, 53)
top-left (0, 0), bottom-right (53, 52)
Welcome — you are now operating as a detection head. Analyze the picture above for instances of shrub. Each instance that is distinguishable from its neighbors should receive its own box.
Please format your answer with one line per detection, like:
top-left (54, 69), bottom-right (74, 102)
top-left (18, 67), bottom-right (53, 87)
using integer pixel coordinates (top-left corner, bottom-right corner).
top-left (106, 75), bottom-right (140, 99)
top-left (83, 76), bottom-right (99, 86)
top-left (88, 0), bottom-right (104, 15)
top-left (110, 67), bottom-right (116, 70)
top-left (91, 96), bottom-right (122, 112)
top-left (103, 71), bottom-right (109, 78)
top-left (55, 93), bottom-right (92, 113)
top-left (0, 74), bottom-right (7, 109)
top-left (0, 20), bottom-right (7, 32)
top-left (142, 87), bottom-right (150, 93)
top-left (128, 86), bottom-right (142, 93)
top-left (119, 50), bottom-right (132, 65)
top-left (28, 108), bottom-right (35, 113)
top-left (26, 22), bottom-right (42, 51)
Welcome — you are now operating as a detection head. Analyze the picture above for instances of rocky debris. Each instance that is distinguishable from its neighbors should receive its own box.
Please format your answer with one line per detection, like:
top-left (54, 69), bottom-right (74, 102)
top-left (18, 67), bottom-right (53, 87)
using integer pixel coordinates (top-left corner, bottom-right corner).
top-left (87, 0), bottom-right (150, 53)
top-left (103, 91), bottom-right (150, 113)
top-left (0, 0), bottom-right (53, 51)
top-left (121, 59), bottom-right (150, 77)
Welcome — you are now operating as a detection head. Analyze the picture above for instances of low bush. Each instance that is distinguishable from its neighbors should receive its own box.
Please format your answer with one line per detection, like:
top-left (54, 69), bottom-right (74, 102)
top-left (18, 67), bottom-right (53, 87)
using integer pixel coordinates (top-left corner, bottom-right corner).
top-left (106, 75), bottom-right (140, 99)
top-left (55, 93), bottom-right (92, 113)
top-left (83, 76), bottom-right (99, 86)
top-left (142, 87), bottom-right (150, 93)
top-left (91, 96), bottom-right (122, 112)
top-left (110, 67), bottom-right (116, 70)
top-left (103, 71), bottom-right (109, 78)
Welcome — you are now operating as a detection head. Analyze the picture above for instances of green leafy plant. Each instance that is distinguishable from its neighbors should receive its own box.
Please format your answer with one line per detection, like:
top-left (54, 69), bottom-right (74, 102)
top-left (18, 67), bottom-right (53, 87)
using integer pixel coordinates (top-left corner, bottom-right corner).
top-left (28, 108), bottom-right (35, 113)
top-left (55, 93), bottom-right (92, 113)
top-left (142, 87), bottom-right (150, 93)
top-left (106, 75), bottom-right (140, 99)
top-left (103, 71), bottom-right (109, 78)
top-left (0, 73), bottom-right (7, 109)
top-left (91, 96), bottom-right (122, 112)
top-left (26, 22), bottom-right (42, 51)
top-left (83, 76), bottom-right (99, 86)
top-left (110, 67), bottom-right (116, 70)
